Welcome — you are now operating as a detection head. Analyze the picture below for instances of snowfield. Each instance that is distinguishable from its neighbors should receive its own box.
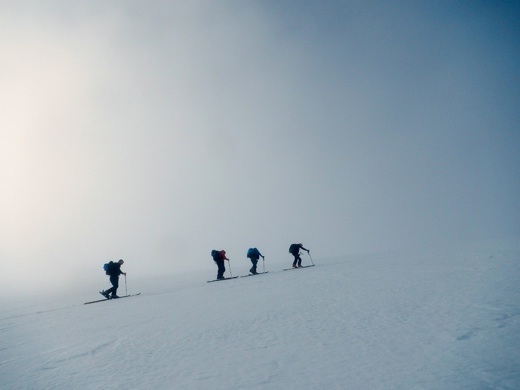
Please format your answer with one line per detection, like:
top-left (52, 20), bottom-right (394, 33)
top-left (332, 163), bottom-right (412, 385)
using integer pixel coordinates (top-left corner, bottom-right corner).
top-left (2, 241), bottom-right (519, 390)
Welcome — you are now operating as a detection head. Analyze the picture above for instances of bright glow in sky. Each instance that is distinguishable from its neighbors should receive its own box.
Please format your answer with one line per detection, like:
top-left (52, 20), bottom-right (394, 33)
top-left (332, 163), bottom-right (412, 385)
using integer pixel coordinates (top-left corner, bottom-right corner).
top-left (1, 1), bottom-right (519, 296)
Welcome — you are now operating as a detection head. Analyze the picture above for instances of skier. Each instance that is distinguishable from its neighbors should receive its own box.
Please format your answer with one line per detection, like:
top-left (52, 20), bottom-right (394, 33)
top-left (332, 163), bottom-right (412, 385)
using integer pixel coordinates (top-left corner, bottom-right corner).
top-left (101, 259), bottom-right (126, 299)
top-left (211, 250), bottom-right (229, 280)
top-left (246, 247), bottom-right (264, 274)
top-left (289, 243), bottom-right (310, 268)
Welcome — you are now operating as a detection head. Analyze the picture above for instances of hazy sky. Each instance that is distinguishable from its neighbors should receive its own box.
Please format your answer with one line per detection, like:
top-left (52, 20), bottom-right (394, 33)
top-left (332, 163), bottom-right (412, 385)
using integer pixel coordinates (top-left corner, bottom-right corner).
top-left (1, 1), bottom-right (519, 296)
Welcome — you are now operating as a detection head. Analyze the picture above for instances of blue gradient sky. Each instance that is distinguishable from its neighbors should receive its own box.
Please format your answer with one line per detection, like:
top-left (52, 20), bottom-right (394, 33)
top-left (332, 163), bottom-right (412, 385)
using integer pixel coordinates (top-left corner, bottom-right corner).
top-left (1, 1), bottom-right (519, 295)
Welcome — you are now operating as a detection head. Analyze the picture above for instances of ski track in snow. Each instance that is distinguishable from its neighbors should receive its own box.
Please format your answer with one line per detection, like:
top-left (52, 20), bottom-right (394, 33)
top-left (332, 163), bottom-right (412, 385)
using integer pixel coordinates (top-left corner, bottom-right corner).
top-left (1, 243), bottom-right (520, 389)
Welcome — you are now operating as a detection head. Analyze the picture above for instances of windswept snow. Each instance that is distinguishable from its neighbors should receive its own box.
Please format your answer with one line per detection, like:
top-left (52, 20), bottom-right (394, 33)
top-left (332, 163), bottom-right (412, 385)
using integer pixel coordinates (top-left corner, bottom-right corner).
top-left (1, 241), bottom-right (519, 389)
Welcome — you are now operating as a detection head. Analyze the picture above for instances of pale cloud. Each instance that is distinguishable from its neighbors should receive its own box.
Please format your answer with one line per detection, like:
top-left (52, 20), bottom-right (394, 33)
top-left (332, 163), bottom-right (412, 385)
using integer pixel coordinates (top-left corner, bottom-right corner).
top-left (1, 1), bottom-right (518, 297)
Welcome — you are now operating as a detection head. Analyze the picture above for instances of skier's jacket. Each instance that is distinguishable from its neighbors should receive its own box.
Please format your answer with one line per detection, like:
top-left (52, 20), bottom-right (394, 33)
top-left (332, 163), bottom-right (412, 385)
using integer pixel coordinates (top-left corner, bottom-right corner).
top-left (289, 244), bottom-right (300, 255)
top-left (247, 248), bottom-right (262, 259)
top-left (289, 243), bottom-right (308, 255)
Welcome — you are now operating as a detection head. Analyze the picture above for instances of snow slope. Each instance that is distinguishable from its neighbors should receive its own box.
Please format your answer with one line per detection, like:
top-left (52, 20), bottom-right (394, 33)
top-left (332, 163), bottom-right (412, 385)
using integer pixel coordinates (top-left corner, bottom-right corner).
top-left (1, 241), bottom-right (520, 389)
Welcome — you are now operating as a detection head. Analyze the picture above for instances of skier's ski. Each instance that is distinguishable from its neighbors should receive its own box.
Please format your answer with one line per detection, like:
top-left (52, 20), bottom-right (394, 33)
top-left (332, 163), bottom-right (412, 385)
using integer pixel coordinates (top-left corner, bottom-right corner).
top-left (283, 265), bottom-right (315, 271)
top-left (207, 276), bottom-right (239, 283)
top-left (84, 293), bottom-right (141, 305)
top-left (241, 271), bottom-right (269, 277)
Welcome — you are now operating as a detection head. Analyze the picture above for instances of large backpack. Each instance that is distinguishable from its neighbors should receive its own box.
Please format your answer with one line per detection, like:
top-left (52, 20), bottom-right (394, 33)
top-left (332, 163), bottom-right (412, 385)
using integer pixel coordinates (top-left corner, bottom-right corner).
top-left (246, 248), bottom-right (257, 258)
top-left (211, 250), bottom-right (220, 261)
top-left (103, 261), bottom-right (113, 275)
top-left (289, 244), bottom-right (299, 255)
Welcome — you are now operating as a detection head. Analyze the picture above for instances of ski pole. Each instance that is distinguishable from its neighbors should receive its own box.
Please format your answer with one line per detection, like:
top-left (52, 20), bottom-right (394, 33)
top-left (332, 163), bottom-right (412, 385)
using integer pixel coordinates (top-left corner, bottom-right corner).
top-left (227, 259), bottom-right (233, 277)
top-left (262, 258), bottom-right (265, 273)
top-left (125, 274), bottom-right (128, 296)
top-left (307, 252), bottom-right (314, 265)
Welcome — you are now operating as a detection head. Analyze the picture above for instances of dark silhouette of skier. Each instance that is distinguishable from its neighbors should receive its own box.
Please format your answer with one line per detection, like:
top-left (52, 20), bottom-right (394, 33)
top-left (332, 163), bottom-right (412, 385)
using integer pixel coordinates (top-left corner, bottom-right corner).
top-left (101, 259), bottom-right (126, 299)
top-left (289, 243), bottom-right (310, 268)
top-left (211, 250), bottom-right (229, 280)
top-left (246, 247), bottom-right (265, 274)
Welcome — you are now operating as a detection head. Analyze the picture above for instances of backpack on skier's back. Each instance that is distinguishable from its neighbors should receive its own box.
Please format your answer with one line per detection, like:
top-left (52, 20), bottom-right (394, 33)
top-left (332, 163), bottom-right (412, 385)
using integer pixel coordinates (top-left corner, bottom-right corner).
top-left (211, 250), bottom-right (220, 261)
top-left (103, 262), bottom-right (113, 275)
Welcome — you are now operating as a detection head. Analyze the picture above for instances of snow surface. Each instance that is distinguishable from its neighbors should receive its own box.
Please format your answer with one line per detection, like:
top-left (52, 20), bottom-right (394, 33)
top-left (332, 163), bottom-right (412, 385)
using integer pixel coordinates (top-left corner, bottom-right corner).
top-left (1, 241), bottom-right (520, 390)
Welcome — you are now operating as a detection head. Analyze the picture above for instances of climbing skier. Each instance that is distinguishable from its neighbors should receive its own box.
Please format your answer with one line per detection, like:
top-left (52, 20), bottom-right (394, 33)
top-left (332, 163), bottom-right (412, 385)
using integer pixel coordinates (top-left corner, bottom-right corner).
top-left (289, 243), bottom-right (310, 268)
top-left (211, 250), bottom-right (229, 280)
top-left (246, 247), bottom-right (264, 274)
top-left (101, 259), bottom-right (126, 299)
